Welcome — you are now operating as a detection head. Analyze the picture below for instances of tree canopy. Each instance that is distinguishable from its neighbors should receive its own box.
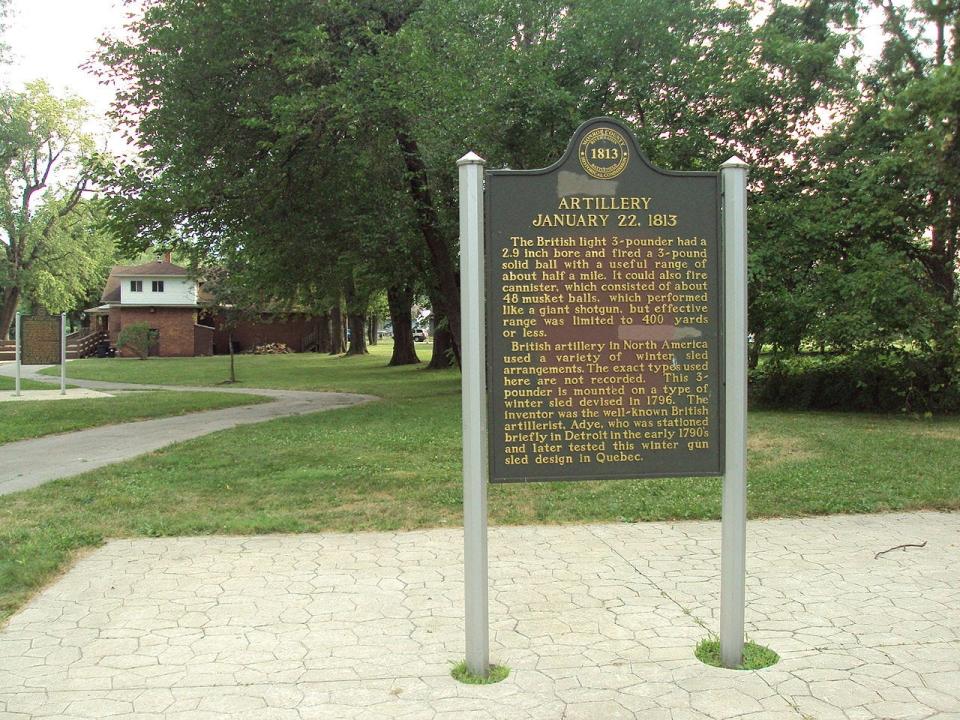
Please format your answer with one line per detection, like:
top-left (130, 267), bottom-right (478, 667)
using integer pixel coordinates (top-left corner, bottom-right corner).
top-left (749, 0), bottom-right (959, 358)
top-left (0, 81), bottom-right (115, 336)
top-left (92, 0), bottom-right (959, 393)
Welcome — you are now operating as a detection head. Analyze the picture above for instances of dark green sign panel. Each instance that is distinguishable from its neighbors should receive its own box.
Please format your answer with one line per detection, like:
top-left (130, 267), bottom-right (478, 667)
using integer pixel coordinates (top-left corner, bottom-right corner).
top-left (485, 118), bottom-right (723, 483)
top-left (21, 315), bottom-right (63, 365)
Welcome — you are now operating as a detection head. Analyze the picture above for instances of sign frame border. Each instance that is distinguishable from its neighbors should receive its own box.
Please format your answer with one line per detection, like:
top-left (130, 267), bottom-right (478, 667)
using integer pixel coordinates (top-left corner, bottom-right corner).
top-left (20, 313), bottom-right (65, 366)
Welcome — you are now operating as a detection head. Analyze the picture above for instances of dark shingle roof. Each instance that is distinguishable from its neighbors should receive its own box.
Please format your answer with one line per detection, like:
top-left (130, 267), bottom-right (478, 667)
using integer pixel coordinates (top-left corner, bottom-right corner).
top-left (111, 260), bottom-right (191, 277)
top-left (100, 268), bottom-right (122, 303)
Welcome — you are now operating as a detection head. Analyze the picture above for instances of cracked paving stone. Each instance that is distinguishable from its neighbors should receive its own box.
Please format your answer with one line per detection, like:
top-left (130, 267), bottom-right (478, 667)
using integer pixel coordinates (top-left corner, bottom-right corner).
top-left (0, 512), bottom-right (956, 719)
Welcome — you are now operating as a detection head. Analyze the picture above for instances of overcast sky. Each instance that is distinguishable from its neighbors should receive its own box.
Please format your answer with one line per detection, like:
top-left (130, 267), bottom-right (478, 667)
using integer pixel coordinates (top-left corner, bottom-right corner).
top-left (2, 0), bottom-right (129, 143)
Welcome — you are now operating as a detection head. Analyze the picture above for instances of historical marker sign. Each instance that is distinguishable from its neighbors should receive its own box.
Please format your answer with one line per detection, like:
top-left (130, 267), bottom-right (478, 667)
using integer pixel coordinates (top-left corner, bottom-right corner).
top-left (21, 315), bottom-right (63, 366)
top-left (486, 118), bottom-right (723, 482)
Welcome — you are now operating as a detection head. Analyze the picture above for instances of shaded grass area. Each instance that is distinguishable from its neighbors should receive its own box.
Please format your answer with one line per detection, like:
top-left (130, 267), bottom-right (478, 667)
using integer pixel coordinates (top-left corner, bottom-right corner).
top-left (0, 391), bottom-right (270, 444)
top-left (3, 343), bottom-right (959, 624)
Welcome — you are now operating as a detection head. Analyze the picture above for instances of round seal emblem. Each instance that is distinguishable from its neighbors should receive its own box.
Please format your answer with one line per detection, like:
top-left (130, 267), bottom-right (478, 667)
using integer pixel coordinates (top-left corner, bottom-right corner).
top-left (578, 127), bottom-right (630, 180)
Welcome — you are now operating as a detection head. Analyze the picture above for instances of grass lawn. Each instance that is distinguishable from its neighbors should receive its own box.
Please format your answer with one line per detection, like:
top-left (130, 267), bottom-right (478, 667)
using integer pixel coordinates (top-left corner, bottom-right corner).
top-left (0, 390), bottom-right (270, 444)
top-left (43, 345), bottom-right (437, 400)
top-left (0, 376), bottom-right (71, 392)
top-left (3, 342), bottom-right (958, 624)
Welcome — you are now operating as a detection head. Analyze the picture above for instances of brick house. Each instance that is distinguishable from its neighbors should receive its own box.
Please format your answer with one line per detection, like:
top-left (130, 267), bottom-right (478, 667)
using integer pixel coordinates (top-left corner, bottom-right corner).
top-left (85, 257), bottom-right (322, 357)
top-left (83, 258), bottom-right (204, 356)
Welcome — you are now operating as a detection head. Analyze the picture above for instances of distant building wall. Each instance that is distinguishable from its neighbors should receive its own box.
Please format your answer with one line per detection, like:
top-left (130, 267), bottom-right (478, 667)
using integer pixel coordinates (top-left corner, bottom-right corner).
top-left (117, 307), bottom-right (197, 357)
top-left (194, 324), bottom-right (214, 356)
top-left (213, 313), bottom-right (319, 354)
top-left (108, 307), bottom-right (122, 345)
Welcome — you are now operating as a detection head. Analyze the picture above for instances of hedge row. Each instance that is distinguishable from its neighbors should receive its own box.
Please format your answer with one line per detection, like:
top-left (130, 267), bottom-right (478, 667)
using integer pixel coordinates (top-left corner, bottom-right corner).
top-left (749, 351), bottom-right (960, 413)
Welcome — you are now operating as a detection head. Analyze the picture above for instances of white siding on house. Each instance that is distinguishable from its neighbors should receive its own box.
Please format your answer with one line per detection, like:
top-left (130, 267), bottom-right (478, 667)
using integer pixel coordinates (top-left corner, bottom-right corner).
top-left (120, 276), bottom-right (198, 306)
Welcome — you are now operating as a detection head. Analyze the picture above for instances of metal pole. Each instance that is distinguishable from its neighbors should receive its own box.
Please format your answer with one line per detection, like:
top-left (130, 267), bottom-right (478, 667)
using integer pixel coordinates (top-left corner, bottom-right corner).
top-left (458, 150), bottom-right (489, 678)
top-left (720, 156), bottom-right (749, 668)
top-left (61, 312), bottom-right (67, 395)
top-left (14, 311), bottom-right (21, 397)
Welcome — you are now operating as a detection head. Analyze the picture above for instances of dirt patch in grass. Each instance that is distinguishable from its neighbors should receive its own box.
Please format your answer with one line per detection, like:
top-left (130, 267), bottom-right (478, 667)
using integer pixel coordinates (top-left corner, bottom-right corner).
top-left (490, 492), bottom-right (544, 524)
top-left (748, 431), bottom-right (817, 469)
top-left (899, 427), bottom-right (960, 441)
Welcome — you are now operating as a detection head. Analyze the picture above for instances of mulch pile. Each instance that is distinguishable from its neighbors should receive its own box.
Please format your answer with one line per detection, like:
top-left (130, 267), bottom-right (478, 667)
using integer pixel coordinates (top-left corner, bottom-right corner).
top-left (250, 342), bottom-right (292, 354)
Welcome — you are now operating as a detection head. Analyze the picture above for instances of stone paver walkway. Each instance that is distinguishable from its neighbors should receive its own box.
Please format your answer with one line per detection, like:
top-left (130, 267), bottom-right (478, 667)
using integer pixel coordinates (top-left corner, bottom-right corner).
top-left (0, 364), bottom-right (376, 495)
top-left (1, 512), bottom-right (957, 719)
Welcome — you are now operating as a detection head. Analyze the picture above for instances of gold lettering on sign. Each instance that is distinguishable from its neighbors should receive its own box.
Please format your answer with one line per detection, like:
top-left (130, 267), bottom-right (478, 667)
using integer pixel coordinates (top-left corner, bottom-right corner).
top-left (496, 191), bottom-right (716, 474)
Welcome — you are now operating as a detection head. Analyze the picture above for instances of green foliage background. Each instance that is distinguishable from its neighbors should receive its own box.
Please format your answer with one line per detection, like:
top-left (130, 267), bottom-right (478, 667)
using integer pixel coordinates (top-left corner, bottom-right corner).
top-left (8, 0), bottom-right (944, 403)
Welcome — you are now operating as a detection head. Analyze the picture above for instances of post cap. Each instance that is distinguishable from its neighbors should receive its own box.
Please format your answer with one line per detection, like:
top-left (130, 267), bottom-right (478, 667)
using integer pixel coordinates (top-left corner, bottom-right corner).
top-left (457, 151), bottom-right (486, 166)
top-left (721, 155), bottom-right (749, 169)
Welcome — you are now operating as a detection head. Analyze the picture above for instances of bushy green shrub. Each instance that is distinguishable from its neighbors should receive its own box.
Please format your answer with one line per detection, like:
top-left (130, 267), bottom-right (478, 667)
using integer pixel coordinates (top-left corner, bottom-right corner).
top-left (117, 322), bottom-right (157, 360)
top-left (749, 350), bottom-right (960, 413)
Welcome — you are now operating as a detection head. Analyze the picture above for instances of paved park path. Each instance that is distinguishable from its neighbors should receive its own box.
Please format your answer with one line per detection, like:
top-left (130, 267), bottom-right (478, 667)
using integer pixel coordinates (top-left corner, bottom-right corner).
top-left (0, 512), bottom-right (957, 719)
top-left (0, 363), bottom-right (376, 496)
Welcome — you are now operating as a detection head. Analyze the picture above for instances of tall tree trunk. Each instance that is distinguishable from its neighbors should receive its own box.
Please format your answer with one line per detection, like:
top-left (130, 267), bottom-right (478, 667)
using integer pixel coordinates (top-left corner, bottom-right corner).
top-left (428, 324), bottom-right (455, 369)
top-left (427, 289), bottom-right (455, 368)
top-left (367, 315), bottom-right (378, 346)
top-left (387, 283), bottom-right (419, 366)
top-left (343, 276), bottom-right (369, 356)
top-left (329, 303), bottom-right (345, 354)
top-left (346, 312), bottom-right (368, 355)
top-left (1, 286), bottom-right (20, 341)
top-left (317, 312), bottom-right (331, 353)
top-left (394, 127), bottom-right (461, 367)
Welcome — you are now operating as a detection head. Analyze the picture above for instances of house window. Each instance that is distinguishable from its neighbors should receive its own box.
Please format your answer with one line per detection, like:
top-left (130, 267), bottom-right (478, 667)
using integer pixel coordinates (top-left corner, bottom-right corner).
top-left (130, 280), bottom-right (142, 292)
top-left (152, 280), bottom-right (165, 292)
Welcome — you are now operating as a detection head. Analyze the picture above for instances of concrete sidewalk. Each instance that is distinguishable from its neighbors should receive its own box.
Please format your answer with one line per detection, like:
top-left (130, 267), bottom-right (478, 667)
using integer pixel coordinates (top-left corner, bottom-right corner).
top-left (0, 389), bottom-right (114, 402)
top-left (0, 364), bottom-right (376, 495)
top-left (1, 512), bottom-right (957, 719)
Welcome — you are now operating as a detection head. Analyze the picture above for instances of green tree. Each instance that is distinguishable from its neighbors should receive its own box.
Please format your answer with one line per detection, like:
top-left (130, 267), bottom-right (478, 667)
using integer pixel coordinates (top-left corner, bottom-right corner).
top-left (201, 262), bottom-right (264, 383)
top-left (95, 1), bottom-right (417, 347)
top-left (0, 81), bottom-right (112, 338)
top-left (373, 0), bottom-right (857, 363)
top-left (94, 0), bottom-right (858, 368)
top-left (23, 199), bottom-right (117, 318)
top-left (868, 0), bottom-right (960, 314)
top-left (117, 321), bottom-right (155, 359)
top-left (755, 0), bottom-right (959, 359)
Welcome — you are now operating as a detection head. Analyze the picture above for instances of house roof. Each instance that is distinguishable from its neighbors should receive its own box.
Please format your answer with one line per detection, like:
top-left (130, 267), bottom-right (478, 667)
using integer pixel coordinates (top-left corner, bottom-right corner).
top-left (100, 270), bottom-right (122, 303)
top-left (111, 260), bottom-right (191, 277)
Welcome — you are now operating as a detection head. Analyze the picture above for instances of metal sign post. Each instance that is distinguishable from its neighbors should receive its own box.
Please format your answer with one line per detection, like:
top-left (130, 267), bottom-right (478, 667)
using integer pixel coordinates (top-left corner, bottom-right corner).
top-left (61, 313), bottom-right (67, 395)
top-left (719, 156), bottom-right (749, 668)
top-left (458, 151), bottom-right (490, 678)
top-left (14, 311), bottom-right (21, 397)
